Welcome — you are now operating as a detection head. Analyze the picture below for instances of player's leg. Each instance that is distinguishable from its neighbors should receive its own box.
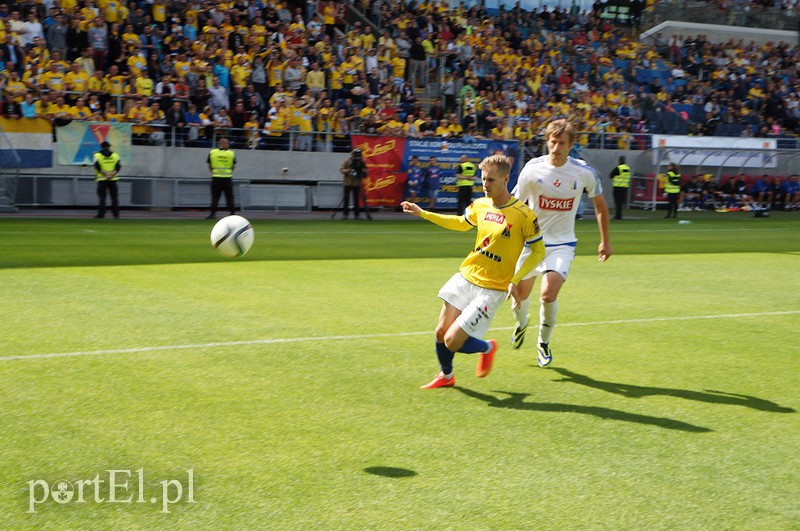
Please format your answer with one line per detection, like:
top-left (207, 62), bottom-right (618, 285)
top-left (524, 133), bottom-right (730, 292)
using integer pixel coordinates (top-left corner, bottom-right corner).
top-left (444, 288), bottom-right (503, 378)
top-left (511, 276), bottom-right (535, 349)
top-left (424, 302), bottom-right (460, 384)
top-left (533, 245), bottom-right (574, 367)
top-left (537, 271), bottom-right (565, 367)
top-left (510, 244), bottom-right (542, 349)
top-left (422, 275), bottom-right (464, 389)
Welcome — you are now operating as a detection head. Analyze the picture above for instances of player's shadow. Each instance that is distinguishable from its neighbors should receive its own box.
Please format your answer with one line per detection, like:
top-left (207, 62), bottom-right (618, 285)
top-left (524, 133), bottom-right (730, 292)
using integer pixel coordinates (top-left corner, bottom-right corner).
top-left (551, 368), bottom-right (795, 414)
top-left (363, 466), bottom-right (418, 478)
top-left (454, 387), bottom-right (711, 432)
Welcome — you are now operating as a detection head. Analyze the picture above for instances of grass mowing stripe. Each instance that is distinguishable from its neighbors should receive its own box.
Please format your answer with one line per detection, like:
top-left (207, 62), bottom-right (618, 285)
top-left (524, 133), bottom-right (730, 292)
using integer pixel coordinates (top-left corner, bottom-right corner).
top-left (4, 309), bottom-right (797, 362)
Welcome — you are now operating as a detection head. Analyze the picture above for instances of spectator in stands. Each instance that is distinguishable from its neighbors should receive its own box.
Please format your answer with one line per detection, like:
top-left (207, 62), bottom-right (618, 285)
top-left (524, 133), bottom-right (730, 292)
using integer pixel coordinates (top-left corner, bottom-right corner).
top-left (88, 16), bottom-right (108, 68)
top-left (208, 75), bottom-right (228, 113)
top-left (20, 91), bottom-right (36, 118)
top-left (166, 99), bottom-right (186, 146)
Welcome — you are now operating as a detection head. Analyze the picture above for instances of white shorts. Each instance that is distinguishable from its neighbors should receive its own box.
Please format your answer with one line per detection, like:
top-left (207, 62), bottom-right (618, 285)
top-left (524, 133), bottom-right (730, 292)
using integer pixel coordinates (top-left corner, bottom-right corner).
top-left (437, 273), bottom-right (506, 339)
top-left (515, 244), bottom-right (576, 281)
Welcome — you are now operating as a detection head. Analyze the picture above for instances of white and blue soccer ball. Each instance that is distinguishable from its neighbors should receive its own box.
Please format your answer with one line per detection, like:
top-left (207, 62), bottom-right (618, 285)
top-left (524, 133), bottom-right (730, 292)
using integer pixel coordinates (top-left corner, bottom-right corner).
top-left (210, 215), bottom-right (254, 258)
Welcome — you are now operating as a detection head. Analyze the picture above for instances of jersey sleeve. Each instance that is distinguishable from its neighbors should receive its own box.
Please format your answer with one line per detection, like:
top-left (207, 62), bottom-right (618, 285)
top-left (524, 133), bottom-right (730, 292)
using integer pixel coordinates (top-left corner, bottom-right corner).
top-left (585, 166), bottom-right (604, 198)
top-left (464, 200), bottom-right (478, 226)
top-left (522, 209), bottom-right (542, 244)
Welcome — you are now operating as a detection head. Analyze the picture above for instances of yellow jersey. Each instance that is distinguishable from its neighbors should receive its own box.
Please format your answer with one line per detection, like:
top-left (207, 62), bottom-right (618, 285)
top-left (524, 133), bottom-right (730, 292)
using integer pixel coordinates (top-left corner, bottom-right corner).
top-left (459, 197), bottom-right (542, 291)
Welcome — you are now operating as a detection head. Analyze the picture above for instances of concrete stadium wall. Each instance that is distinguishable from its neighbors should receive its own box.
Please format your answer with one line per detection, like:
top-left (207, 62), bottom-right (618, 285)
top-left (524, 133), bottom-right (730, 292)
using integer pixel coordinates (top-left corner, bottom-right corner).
top-left (14, 146), bottom-right (632, 209)
top-left (32, 146), bottom-right (350, 183)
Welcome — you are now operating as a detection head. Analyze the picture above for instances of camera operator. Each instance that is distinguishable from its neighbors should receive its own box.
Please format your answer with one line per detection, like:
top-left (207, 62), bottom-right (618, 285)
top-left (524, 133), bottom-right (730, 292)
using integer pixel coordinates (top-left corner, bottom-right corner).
top-left (339, 148), bottom-right (371, 220)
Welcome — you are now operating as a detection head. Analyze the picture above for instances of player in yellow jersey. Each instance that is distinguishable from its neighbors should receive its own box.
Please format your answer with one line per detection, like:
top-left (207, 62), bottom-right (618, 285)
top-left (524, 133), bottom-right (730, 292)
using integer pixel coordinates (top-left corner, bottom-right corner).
top-left (402, 154), bottom-right (545, 389)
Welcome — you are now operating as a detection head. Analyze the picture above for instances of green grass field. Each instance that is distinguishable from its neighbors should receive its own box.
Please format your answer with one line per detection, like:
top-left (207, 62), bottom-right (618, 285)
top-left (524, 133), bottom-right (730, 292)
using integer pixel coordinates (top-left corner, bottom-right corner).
top-left (1, 212), bottom-right (799, 530)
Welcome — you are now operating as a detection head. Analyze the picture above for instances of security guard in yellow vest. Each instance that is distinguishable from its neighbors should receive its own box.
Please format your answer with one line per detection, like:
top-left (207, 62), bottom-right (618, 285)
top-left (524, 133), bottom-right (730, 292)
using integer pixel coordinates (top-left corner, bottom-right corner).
top-left (609, 155), bottom-right (631, 220)
top-left (455, 154), bottom-right (477, 214)
top-left (207, 137), bottom-right (237, 219)
top-left (664, 162), bottom-right (682, 219)
top-left (93, 141), bottom-right (121, 219)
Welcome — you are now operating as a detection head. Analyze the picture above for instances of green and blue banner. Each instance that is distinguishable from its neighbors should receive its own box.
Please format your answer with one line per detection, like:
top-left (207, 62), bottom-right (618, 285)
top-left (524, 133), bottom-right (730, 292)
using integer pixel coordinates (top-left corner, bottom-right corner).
top-left (56, 122), bottom-right (132, 166)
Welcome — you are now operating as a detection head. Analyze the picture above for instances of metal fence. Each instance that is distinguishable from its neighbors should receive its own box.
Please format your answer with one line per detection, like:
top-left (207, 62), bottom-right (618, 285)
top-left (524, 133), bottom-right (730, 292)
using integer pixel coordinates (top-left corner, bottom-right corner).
top-left (61, 121), bottom-right (800, 153)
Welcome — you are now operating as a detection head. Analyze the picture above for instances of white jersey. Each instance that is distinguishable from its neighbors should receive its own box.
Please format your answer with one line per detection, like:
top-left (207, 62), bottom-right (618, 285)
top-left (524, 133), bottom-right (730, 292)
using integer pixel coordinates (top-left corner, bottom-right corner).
top-left (514, 155), bottom-right (603, 246)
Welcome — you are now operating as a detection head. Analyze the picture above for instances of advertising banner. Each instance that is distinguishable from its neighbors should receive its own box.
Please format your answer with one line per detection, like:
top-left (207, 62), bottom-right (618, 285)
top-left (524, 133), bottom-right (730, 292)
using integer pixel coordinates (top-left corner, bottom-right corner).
top-left (56, 122), bottom-right (132, 166)
top-left (350, 135), bottom-right (408, 207)
top-left (400, 138), bottom-right (520, 210)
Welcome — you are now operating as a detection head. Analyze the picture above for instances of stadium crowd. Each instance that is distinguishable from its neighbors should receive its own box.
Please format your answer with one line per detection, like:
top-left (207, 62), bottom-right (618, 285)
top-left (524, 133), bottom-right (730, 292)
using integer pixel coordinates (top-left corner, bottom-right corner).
top-left (0, 0), bottom-right (798, 156)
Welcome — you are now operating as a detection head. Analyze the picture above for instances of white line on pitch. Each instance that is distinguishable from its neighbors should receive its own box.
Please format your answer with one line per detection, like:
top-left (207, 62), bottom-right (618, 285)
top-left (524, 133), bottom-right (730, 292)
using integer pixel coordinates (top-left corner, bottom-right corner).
top-left (2, 310), bottom-right (798, 362)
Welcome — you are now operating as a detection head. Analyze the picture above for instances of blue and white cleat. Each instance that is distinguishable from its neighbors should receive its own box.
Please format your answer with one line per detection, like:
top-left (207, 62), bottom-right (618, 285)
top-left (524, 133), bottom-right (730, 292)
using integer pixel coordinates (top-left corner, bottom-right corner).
top-left (537, 343), bottom-right (552, 367)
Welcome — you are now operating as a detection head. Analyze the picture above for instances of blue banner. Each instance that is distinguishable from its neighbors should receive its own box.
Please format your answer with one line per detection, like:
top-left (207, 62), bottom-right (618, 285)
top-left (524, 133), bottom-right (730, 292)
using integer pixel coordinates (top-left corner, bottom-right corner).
top-left (400, 138), bottom-right (521, 210)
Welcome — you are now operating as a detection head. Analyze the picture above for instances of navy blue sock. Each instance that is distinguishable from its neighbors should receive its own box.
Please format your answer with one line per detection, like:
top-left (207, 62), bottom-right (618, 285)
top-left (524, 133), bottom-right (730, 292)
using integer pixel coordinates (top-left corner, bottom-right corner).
top-left (435, 342), bottom-right (454, 375)
top-left (460, 336), bottom-right (490, 354)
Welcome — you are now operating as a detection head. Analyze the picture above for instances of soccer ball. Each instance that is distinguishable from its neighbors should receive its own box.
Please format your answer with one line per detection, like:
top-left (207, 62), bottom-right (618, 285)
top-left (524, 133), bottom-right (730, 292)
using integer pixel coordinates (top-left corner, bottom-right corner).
top-left (210, 215), bottom-right (254, 258)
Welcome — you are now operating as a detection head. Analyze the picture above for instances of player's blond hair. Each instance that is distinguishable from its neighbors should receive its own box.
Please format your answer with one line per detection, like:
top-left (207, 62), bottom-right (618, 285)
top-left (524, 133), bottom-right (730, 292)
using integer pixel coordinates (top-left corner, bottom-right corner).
top-left (479, 154), bottom-right (511, 177)
top-left (545, 119), bottom-right (577, 143)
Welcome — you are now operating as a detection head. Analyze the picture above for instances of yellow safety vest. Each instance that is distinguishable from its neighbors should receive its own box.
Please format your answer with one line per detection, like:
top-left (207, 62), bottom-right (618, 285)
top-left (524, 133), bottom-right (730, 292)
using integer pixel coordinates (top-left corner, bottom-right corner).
top-left (209, 148), bottom-right (235, 178)
top-left (93, 151), bottom-right (120, 181)
top-left (456, 161), bottom-right (477, 187)
top-left (665, 171), bottom-right (681, 194)
top-left (613, 164), bottom-right (631, 188)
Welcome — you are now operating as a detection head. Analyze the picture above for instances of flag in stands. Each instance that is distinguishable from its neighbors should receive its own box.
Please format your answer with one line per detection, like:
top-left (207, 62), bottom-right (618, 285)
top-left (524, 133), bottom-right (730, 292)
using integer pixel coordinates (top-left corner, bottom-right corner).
top-left (0, 118), bottom-right (53, 168)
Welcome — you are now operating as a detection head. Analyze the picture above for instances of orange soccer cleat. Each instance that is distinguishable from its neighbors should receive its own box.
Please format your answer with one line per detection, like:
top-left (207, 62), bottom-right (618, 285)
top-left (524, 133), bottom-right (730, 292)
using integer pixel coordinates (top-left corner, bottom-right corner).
top-left (420, 372), bottom-right (455, 389)
top-left (475, 339), bottom-right (498, 378)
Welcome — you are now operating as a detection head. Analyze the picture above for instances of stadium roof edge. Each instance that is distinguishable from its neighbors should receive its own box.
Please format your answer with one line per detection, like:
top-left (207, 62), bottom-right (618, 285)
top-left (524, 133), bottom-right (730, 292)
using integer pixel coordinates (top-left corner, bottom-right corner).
top-left (639, 20), bottom-right (798, 46)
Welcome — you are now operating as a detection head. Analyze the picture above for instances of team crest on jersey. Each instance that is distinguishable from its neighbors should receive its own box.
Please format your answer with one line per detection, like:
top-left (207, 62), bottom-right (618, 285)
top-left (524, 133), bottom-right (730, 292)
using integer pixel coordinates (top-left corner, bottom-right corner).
top-left (553, 179), bottom-right (562, 188)
top-left (501, 223), bottom-right (512, 238)
top-left (539, 196), bottom-right (575, 211)
top-left (484, 212), bottom-right (506, 224)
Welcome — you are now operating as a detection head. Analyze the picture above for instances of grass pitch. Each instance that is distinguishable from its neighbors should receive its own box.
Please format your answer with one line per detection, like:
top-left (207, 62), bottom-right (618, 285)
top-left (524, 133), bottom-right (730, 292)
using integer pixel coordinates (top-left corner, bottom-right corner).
top-left (1, 211), bottom-right (799, 530)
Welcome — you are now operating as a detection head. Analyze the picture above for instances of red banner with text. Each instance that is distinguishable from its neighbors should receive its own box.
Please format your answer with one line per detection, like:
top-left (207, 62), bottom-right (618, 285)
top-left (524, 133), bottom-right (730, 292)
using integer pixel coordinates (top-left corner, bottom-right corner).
top-left (351, 135), bottom-right (407, 207)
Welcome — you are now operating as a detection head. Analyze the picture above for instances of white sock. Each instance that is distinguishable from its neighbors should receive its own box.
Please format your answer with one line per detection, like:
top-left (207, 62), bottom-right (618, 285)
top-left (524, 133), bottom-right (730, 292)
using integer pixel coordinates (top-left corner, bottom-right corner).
top-left (538, 299), bottom-right (557, 344)
top-left (513, 297), bottom-right (531, 327)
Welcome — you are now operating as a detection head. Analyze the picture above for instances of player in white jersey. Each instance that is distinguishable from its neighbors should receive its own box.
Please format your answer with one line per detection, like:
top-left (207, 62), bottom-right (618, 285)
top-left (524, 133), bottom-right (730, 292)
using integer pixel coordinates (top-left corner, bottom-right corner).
top-left (510, 119), bottom-right (613, 367)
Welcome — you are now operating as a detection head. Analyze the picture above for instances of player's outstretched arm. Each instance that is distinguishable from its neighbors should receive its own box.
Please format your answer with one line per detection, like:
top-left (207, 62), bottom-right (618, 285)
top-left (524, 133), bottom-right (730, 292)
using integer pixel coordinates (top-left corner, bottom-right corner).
top-left (401, 200), bottom-right (423, 217)
top-left (402, 201), bottom-right (472, 232)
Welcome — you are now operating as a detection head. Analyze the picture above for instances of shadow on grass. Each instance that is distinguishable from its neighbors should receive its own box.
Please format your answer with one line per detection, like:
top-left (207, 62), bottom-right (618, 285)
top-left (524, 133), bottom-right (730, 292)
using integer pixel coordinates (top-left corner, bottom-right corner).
top-left (455, 387), bottom-right (712, 433)
top-left (363, 466), bottom-right (418, 478)
top-left (551, 368), bottom-right (796, 414)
